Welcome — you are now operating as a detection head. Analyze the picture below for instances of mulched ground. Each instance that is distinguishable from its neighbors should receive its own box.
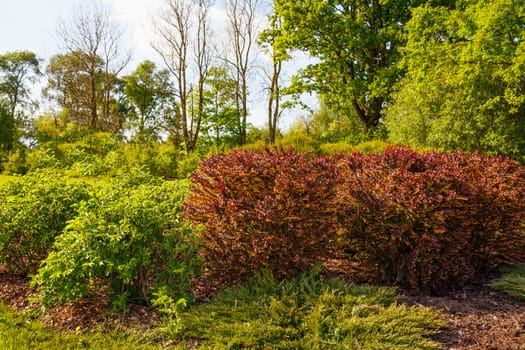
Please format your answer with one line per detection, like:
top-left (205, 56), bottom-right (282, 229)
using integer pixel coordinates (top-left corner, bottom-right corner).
top-left (0, 272), bottom-right (161, 331)
top-left (1, 262), bottom-right (525, 349)
top-left (407, 283), bottom-right (525, 350)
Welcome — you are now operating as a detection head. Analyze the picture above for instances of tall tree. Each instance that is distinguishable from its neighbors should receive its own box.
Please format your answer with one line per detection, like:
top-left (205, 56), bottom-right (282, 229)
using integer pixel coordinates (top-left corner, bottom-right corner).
top-left (0, 51), bottom-right (41, 150)
top-left (385, 0), bottom-right (525, 158)
top-left (271, 0), bottom-right (425, 134)
top-left (225, 0), bottom-right (260, 145)
top-left (260, 15), bottom-right (286, 144)
top-left (44, 52), bottom-right (101, 128)
top-left (153, 0), bottom-right (214, 153)
top-left (0, 51), bottom-right (41, 121)
top-left (122, 60), bottom-right (173, 141)
top-left (202, 65), bottom-right (241, 144)
top-left (0, 102), bottom-right (15, 151)
top-left (57, 2), bottom-right (130, 131)
top-left (44, 51), bottom-right (127, 133)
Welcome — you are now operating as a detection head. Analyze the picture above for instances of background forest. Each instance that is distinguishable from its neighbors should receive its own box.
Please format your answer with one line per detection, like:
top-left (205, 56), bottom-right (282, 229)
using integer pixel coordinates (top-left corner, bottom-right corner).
top-left (0, 0), bottom-right (523, 179)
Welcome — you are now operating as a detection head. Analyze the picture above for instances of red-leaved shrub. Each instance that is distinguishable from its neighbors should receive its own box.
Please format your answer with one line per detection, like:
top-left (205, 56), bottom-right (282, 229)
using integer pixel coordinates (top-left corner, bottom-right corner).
top-left (336, 148), bottom-right (525, 292)
top-left (184, 147), bottom-right (525, 292)
top-left (183, 148), bottom-right (341, 284)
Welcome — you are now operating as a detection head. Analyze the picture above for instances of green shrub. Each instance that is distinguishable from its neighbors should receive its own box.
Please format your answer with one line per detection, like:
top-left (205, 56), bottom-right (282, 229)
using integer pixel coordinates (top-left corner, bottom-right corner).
top-left (117, 142), bottom-right (179, 178)
top-left (3, 148), bottom-right (29, 175)
top-left (319, 141), bottom-right (356, 154)
top-left (320, 140), bottom-right (391, 155)
top-left (175, 151), bottom-right (201, 179)
top-left (275, 134), bottom-right (319, 154)
top-left (236, 139), bottom-right (267, 152)
top-left (0, 170), bottom-right (91, 274)
top-left (26, 148), bottom-right (62, 170)
top-left (176, 268), bottom-right (443, 349)
top-left (33, 170), bottom-right (201, 310)
top-left (352, 140), bottom-right (391, 154)
top-left (184, 148), bottom-right (341, 285)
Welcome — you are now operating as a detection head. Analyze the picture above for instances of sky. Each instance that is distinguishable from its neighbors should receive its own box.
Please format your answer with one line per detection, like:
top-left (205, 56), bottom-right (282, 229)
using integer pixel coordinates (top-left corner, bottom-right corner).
top-left (0, 0), bottom-right (313, 129)
top-left (0, 0), bottom-right (163, 70)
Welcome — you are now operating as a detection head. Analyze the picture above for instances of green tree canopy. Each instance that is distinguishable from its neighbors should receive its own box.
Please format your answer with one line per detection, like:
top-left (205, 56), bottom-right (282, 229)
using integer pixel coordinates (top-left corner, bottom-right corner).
top-left (0, 51), bottom-right (40, 151)
top-left (201, 66), bottom-right (242, 146)
top-left (44, 52), bottom-right (126, 133)
top-left (385, 0), bottom-right (525, 158)
top-left (0, 50), bottom-right (41, 119)
top-left (272, 0), bottom-right (430, 134)
top-left (123, 60), bottom-right (173, 142)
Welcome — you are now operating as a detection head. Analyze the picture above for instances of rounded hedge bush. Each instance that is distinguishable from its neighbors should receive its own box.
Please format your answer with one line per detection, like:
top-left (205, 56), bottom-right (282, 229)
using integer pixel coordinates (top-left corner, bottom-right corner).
top-left (33, 170), bottom-right (201, 309)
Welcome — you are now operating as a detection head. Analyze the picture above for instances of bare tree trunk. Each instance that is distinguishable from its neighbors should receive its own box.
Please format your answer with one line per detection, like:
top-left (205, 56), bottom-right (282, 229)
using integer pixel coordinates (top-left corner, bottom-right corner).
top-left (191, 0), bottom-right (213, 151)
top-left (267, 59), bottom-right (281, 144)
top-left (153, 0), bottom-right (214, 153)
top-left (89, 59), bottom-right (98, 128)
top-left (225, 0), bottom-right (259, 146)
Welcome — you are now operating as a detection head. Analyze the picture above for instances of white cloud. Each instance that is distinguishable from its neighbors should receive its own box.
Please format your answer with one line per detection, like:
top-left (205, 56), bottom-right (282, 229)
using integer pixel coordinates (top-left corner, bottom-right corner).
top-left (102, 0), bottom-right (163, 67)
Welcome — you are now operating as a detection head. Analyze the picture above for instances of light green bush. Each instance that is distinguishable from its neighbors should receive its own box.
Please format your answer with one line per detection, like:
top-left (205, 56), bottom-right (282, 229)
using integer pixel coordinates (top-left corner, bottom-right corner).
top-left (33, 170), bottom-right (201, 311)
top-left (352, 140), bottom-right (391, 154)
top-left (0, 170), bottom-right (91, 274)
top-left (2, 148), bottom-right (28, 175)
top-left (118, 142), bottom-right (179, 178)
top-left (276, 134), bottom-right (319, 154)
top-left (26, 148), bottom-right (62, 170)
top-left (319, 141), bottom-right (355, 154)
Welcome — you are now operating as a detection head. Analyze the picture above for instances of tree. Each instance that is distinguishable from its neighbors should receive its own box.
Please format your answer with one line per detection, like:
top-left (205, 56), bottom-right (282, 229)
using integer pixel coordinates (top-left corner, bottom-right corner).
top-left (0, 51), bottom-right (40, 150)
top-left (0, 51), bottom-right (41, 120)
top-left (271, 0), bottom-right (426, 134)
top-left (385, 0), bottom-right (525, 158)
top-left (225, 0), bottom-right (261, 145)
top-left (0, 102), bottom-right (15, 151)
top-left (44, 52), bottom-right (101, 128)
top-left (202, 65), bottom-right (241, 145)
top-left (259, 15), bottom-right (285, 144)
top-left (123, 60), bottom-right (173, 141)
top-left (153, 0), bottom-right (214, 153)
top-left (56, 2), bottom-right (130, 131)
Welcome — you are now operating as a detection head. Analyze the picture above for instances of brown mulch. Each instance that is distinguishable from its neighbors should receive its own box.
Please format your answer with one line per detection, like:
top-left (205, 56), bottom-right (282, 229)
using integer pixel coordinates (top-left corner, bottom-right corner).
top-left (0, 270), bottom-right (160, 332)
top-left (1, 263), bottom-right (525, 349)
top-left (406, 283), bottom-right (525, 350)
top-left (321, 258), bottom-right (525, 350)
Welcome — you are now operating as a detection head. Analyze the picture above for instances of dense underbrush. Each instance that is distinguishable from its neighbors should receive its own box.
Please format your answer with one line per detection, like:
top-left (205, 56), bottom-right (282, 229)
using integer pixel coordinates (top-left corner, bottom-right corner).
top-left (0, 147), bottom-right (523, 312)
top-left (0, 169), bottom-right (201, 311)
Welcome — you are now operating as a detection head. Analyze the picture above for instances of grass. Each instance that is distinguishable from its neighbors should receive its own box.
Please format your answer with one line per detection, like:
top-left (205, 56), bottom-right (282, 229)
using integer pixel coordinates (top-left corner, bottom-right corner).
top-left (490, 266), bottom-right (525, 301)
top-left (0, 304), bottom-right (163, 350)
top-left (173, 267), bottom-right (444, 349)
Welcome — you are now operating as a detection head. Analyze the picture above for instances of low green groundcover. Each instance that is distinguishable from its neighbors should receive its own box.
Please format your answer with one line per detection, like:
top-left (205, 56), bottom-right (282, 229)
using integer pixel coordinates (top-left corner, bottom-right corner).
top-left (175, 268), bottom-right (444, 349)
top-left (491, 266), bottom-right (525, 301)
